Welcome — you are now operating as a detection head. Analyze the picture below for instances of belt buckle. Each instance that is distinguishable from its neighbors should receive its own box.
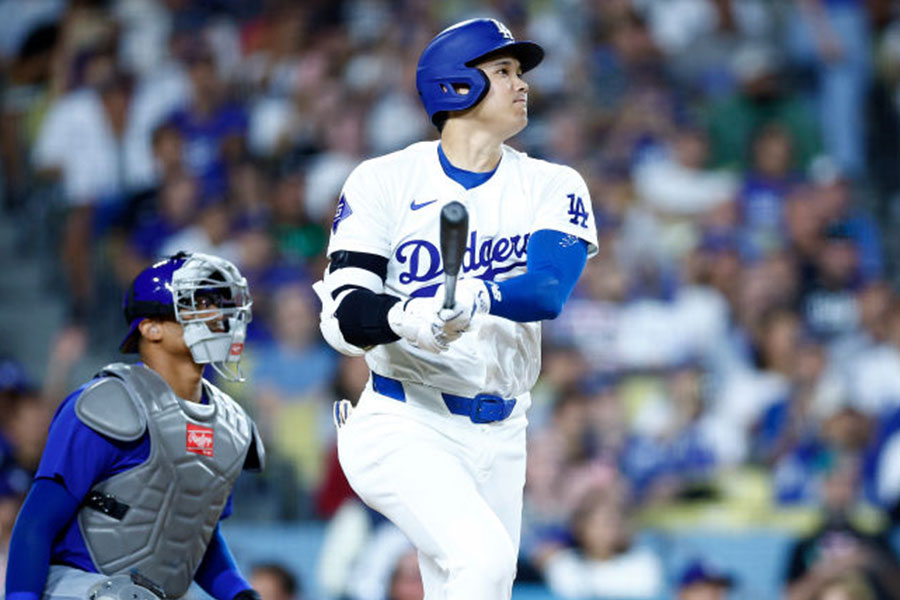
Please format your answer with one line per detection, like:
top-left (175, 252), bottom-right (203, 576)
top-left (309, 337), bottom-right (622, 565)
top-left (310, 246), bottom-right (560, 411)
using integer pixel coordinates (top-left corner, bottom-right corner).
top-left (470, 394), bottom-right (505, 424)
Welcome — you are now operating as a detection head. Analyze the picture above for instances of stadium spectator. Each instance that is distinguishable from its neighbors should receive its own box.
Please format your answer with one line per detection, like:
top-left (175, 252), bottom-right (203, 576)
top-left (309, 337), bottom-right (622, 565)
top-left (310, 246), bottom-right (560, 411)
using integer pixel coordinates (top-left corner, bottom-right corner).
top-left (127, 169), bottom-right (200, 260)
top-left (808, 162), bottom-right (883, 283)
top-left (624, 360), bottom-right (744, 505)
top-left (0, 21), bottom-right (60, 210)
top-left (250, 562), bottom-right (302, 600)
top-left (753, 332), bottom-right (845, 450)
top-left (268, 167), bottom-right (328, 267)
top-left (716, 305), bottom-right (800, 439)
top-left (0, 359), bottom-right (49, 476)
top-left (829, 280), bottom-right (893, 392)
top-left (707, 42), bottom-right (820, 171)
top-left (32, 68), bottom-right (134, 320)
top-left (0, 358), bottom-right (45, 584)
top-left (160, 196), bottom-right (241, 263)
top-left (737, 122), bottom-right (804, 259)
top-left (166, 39), bottom-right (247, 200)
top-left (798, 220), bottom-right (864, 341)
top-left (676, 558), bottom-right (736, 600)
top-left (783, 453), bottom-right (900, 600)
top-left (536, 485), bottom-right (664, 599)
top-left (633, 125), bottom-right (738, 218)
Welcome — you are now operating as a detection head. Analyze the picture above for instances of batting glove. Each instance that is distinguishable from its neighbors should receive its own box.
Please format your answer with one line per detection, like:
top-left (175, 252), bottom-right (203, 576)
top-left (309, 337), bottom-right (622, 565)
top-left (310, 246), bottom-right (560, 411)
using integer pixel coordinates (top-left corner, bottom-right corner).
top-left (436, 278), bottom-right (493, 342)
top-left (387, 298), bottom-right (449, 353)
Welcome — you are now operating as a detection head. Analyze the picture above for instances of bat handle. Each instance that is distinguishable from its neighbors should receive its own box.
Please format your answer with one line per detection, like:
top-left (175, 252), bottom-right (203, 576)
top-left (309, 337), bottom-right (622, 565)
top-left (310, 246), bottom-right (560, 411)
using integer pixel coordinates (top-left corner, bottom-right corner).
top-left (443, 273), bottom-right (457, 309)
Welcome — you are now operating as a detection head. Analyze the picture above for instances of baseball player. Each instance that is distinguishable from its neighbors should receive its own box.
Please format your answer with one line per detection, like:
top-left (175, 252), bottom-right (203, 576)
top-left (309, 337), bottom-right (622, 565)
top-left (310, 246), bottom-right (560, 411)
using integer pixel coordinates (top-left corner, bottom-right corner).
top-left (313, 18), bottom-right (598, 599)
top-left (5, 252), bottom-right (265, 600)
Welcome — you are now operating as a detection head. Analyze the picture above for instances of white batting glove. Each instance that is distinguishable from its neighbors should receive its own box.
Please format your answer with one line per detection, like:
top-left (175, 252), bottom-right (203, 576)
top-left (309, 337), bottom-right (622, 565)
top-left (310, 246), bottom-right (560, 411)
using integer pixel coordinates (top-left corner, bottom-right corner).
top-left (387, 298), bottom-right (449, 353)
top-left (435, 278), bottom-right (493, 342)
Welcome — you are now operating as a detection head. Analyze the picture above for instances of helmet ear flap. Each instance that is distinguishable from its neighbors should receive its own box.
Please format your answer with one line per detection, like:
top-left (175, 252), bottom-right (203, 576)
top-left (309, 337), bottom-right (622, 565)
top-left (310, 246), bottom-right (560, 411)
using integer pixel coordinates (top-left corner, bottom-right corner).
top-left (469, 67), bottom-right (491, 108)
top-left (423, 67), bottom-right (491, 126)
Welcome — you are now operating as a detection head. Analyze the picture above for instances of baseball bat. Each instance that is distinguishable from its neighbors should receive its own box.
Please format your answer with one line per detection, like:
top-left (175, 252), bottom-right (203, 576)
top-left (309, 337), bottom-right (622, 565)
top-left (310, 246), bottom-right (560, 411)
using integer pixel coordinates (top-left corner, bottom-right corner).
top-left (440, 201), bottom-right (469, 309)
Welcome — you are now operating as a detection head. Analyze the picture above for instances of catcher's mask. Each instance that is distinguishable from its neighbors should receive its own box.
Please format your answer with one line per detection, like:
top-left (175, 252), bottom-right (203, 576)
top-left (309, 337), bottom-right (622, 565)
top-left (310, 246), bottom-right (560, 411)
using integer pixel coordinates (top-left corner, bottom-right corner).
top-left (120, 251), bottom-right (253, 382)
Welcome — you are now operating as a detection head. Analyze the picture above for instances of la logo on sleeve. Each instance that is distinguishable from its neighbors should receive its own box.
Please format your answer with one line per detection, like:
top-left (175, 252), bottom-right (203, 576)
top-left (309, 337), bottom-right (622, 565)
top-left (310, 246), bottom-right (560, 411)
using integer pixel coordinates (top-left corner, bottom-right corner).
top-left (186, 423), bottom-right (215, 457)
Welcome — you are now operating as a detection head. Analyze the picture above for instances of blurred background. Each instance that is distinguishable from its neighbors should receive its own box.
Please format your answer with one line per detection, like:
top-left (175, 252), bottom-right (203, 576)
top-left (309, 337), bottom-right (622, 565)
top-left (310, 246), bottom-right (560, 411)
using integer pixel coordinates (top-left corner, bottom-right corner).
top-left (2, 0), bottom-right (900, 599)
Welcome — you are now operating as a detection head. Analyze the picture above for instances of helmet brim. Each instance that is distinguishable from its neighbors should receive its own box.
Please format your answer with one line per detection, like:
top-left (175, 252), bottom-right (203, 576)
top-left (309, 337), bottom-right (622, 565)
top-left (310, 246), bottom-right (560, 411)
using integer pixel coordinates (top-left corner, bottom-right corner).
top-left (467, 40), bottom-right (544, 73)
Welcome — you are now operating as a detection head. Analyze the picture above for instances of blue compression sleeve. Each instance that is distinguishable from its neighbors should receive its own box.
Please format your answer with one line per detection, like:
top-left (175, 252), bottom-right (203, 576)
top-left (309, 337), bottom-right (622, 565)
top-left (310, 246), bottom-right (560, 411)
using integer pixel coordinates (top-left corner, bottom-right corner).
top-left (194, 526), bottom-right (252, 600)
top-left (6, 478), bottom-right (83, 600)
top-left (489, 229), bottom-right (588, 322)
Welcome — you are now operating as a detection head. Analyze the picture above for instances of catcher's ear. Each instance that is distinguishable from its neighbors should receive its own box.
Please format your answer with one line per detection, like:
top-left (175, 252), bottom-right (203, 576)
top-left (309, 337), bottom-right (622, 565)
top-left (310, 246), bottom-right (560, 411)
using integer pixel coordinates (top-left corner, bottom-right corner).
top-left (139, 319), bottom-right (164, 342)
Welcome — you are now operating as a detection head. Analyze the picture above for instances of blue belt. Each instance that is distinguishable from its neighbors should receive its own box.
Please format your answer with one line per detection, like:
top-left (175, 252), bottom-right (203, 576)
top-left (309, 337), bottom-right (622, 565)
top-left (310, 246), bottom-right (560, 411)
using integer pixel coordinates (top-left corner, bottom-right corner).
top-left (372, 373), bottom-right (516, 424)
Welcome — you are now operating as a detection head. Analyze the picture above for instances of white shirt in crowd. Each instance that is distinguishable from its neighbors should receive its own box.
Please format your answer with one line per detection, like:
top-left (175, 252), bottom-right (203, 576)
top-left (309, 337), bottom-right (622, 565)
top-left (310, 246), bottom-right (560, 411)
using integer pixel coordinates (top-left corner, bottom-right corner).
top-left (33, 89), bottom-right (124, 206)
top-left (543, 545), bottom-right (664, 599)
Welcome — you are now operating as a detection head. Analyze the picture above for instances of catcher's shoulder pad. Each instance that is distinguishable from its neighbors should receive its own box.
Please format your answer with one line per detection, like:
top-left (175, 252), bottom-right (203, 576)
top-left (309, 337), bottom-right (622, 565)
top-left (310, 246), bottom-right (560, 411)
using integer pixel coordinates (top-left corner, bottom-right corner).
top-left (75, 377), bottom-right (147, 441)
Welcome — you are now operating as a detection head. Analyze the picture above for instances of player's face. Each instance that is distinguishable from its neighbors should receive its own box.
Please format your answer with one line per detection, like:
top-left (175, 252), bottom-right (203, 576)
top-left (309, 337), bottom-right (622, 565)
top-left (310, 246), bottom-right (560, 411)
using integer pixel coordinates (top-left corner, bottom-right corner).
top-left (469, 55), bottom-right (529, 138)
top-left (159, 295), bottom-right (226, 357)
top-left (188, 293), bottom-right (227, 332)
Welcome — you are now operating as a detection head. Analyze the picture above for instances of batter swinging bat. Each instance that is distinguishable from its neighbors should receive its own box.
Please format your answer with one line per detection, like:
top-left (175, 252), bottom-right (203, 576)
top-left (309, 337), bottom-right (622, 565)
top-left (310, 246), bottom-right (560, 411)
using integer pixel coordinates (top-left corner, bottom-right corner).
top-left (440, 201), bottom-right (469, 309)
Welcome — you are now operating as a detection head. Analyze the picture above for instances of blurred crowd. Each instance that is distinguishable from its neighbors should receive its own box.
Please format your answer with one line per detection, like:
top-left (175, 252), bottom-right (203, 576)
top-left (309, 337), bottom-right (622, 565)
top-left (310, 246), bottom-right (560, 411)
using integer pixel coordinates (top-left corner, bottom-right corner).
top-left (3, 0), bottom-right (900, 598)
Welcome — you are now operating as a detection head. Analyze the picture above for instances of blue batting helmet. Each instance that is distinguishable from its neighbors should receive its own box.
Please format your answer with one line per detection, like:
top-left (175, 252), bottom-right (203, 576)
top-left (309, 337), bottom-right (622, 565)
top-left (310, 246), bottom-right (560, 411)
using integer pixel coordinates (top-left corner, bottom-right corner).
top-left (119, 252), bottom-right (189, 353)
top-left (416, 18), bottom-right (543, 127)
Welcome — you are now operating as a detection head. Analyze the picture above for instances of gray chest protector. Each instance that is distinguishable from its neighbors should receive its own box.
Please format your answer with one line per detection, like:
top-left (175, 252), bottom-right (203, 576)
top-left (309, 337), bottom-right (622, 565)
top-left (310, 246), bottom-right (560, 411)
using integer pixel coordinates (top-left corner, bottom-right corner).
top-left (75, 363), bottom-right (265, 599)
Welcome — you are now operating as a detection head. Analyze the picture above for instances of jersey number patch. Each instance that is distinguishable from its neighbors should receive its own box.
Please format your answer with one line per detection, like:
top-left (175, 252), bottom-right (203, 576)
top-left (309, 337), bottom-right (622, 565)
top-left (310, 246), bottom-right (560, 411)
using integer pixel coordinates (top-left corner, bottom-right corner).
top-left (567, 194), bottom-right (589, 228)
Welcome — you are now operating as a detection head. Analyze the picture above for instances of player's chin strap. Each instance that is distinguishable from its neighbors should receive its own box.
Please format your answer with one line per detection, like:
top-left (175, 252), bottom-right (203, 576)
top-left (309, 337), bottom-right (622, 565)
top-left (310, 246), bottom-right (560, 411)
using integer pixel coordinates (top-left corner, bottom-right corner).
top-left (313, 280), bottom-right (366, 357)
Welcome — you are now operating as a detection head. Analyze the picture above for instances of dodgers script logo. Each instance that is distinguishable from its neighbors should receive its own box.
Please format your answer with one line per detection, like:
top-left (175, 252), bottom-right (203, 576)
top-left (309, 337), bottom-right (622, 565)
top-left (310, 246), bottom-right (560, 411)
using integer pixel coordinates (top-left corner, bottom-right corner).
top-left (396, 230), bottom-right (529, 297)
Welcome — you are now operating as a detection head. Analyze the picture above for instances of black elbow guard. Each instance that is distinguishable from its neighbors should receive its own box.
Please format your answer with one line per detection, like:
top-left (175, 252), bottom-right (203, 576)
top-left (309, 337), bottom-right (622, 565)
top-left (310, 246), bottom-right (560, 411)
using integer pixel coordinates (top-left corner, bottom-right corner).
top-left (335, 288), bottom-right (402, 347)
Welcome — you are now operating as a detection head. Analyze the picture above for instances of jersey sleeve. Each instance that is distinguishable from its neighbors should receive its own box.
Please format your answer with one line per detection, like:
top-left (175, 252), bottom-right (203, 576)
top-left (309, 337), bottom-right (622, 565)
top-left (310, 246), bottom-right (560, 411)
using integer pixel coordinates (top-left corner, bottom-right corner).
top-left (326, 161), bottom-right (394, 258)
top-left (531, 166), bottom-right (599, 257)
top-left (35, 387), bottom-right (141, 501)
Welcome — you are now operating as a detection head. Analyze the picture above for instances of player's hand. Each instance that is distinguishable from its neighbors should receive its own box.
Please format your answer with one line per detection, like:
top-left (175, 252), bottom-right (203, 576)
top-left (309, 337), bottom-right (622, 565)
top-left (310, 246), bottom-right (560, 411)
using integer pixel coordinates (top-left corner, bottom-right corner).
top-left (435, 278), bottom-right (492, 342)
top-left (387, 298), bottom-right (449, 353)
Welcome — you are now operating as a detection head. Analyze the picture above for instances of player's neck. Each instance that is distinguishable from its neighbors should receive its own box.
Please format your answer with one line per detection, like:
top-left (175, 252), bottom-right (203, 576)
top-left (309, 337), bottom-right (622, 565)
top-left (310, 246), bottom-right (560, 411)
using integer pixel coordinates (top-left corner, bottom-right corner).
top-left (141, 352), bottom-right (205, 403)
top-left (440, 123), bottom-right (503, 173)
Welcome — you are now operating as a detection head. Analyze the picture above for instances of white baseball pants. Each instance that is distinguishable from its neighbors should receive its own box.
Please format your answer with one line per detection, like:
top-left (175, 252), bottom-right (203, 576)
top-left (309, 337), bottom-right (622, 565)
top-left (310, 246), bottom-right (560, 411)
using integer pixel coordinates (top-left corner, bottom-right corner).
top-left (337, 382), bottom-right (528, 600)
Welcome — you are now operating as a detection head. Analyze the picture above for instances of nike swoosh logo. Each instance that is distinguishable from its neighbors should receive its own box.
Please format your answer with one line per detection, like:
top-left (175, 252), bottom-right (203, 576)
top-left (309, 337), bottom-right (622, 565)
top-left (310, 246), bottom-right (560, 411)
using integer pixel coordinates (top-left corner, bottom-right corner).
top-left (410, 199), bottom-right (438, 211)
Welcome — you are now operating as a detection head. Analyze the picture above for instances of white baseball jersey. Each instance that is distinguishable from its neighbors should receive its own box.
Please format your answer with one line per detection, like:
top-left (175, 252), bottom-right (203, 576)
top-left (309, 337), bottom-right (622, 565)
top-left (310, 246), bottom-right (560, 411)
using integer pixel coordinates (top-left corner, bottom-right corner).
top-left (327, 140), bottom-right (598, 411)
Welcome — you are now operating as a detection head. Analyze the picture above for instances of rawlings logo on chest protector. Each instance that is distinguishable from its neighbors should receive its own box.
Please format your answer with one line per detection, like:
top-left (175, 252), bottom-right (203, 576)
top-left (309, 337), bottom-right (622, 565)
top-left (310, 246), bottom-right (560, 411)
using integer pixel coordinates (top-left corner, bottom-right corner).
top-left (186, 423), bottom-right (214, 456)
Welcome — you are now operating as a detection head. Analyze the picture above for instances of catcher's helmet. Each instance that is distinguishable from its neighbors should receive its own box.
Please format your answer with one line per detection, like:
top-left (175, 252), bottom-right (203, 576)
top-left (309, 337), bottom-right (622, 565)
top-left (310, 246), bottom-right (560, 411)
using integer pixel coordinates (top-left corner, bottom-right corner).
top-left (120, 251), bottom-right (253, 381)
top-left (416, 18), bottom-right (543, 127)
